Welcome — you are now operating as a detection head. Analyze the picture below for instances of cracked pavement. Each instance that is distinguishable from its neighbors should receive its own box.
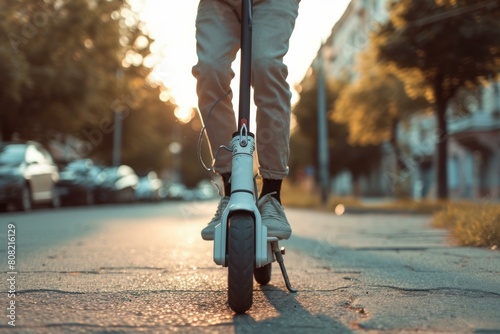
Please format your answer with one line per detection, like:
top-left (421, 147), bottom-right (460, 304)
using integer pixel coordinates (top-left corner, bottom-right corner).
top-left (0, 201), bottom-right (499, 333)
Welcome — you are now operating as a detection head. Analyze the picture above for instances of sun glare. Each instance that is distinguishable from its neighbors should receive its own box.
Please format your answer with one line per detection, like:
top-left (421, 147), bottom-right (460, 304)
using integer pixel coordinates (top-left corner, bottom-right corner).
top-left (159, 90), bottom-right (170, 102)
top-left (174, 106), bottom-right (195, 124)
top-left (132, 0), bottom-right (351, 122)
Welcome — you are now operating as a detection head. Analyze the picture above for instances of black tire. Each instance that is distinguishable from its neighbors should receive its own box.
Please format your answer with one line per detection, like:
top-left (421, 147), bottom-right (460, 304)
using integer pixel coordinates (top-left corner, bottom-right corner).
top-left (227, 212), bottom-right (255, 314)
top-left (254, 263), bottom-right (272, 285)
top-left (51, 187), bottom-right (61, 209)
top-left (18, 184), bottom-right (33, 211)
top-left (83, 189), bottom-right (94, 206)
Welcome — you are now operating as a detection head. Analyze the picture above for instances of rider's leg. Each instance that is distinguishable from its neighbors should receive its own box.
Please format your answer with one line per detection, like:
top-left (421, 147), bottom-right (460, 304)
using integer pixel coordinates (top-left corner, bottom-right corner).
top-left (251, 0), bottom-right (299, 239)
top-left (192, 0), bottom-right (240, 177)
top-left (193, 0), bottom-right (240, 240)
top-left (260, 178), bottom-right (283, 203)
top-left (251, 0), bottom-right (299, 182)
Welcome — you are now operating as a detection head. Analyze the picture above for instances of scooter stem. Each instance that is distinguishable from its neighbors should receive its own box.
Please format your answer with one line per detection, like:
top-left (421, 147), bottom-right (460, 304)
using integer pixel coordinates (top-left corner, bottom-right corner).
top-left (238, 0), bottom-right (252, 132)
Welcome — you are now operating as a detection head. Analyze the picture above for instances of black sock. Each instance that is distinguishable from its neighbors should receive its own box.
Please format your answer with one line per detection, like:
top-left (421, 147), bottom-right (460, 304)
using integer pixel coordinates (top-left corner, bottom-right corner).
top-left (221, 173), bottom-right (231, 197)
top-left (259, 178), bottom-right (282, 204)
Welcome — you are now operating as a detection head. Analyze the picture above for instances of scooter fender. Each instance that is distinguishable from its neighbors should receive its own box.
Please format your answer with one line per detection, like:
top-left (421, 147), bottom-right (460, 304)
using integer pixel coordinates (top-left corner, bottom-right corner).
top-left (213, 197), bottom-right (267, 267)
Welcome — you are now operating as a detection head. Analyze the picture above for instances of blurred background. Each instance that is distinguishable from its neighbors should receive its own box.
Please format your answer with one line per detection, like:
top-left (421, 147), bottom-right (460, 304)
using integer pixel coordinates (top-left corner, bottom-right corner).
top-left (0, 0), bottom-right (499, 212)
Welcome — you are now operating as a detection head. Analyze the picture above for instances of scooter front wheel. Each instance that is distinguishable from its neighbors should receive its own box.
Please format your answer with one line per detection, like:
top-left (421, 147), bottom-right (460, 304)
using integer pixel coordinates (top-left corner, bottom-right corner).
top-left (227, 211), bottom-right (255, 313)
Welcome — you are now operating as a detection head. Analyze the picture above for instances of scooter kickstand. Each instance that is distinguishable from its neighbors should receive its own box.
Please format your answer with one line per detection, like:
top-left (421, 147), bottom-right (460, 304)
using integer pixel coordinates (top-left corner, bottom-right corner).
top-left (272, 243), bottom-right (298, 293)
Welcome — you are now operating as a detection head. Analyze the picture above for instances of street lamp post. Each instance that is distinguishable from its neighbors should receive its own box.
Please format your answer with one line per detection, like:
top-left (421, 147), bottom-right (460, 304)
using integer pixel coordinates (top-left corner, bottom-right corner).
top-left (168, 141), bottom-right (182, 183)
top-left (317, 45), bottom-right (330, 205)
top-left (112, 109), bottom-right (123, 166)
top-left (113, 69), bottom-right (125, 167)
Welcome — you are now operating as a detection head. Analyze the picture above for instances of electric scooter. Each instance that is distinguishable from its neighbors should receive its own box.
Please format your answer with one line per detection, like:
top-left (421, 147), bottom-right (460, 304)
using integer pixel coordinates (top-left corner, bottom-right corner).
top-left (212, 0), bottom-right (297, 314)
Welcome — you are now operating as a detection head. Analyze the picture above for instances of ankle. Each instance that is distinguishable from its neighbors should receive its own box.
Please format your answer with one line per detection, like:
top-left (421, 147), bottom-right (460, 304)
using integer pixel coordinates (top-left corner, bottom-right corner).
top-left (221, 173), bottom-right (231, 197)
top-left (259, 178), bottom-right (282, 204)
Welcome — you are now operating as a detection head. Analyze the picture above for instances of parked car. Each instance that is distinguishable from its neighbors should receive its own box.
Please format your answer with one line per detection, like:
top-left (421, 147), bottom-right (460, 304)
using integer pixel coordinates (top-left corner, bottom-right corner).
top-left (56, 159), bottom-right (103, 206)
top-left (194, 180), bottom-right (218, 200)
top-left (135, 171), bottom-right (166, 202)
top-left (165, 182), bottom-right (188, 200)
top-left (94, 165), bottom-right (139, 204)
top-left (0, 141), bottom-right (60, 211)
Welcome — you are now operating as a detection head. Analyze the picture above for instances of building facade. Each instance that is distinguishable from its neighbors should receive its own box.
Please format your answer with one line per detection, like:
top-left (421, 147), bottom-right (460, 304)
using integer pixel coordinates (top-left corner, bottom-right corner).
top-left (307, 0), bottom-right (500, 199)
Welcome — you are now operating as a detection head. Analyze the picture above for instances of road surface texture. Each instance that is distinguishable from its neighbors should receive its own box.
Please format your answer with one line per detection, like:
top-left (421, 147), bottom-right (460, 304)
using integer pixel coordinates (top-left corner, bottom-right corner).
top-left (0, 201), bottom-right (499, 334)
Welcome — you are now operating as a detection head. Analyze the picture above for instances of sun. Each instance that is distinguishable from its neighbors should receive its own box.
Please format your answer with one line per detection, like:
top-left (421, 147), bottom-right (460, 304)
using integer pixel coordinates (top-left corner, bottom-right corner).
top-left (157, 81), bottom-right (197, 124)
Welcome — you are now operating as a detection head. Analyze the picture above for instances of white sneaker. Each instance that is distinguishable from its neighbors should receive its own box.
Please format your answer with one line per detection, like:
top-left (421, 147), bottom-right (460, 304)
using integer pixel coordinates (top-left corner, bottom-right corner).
top-left (257, 194), bottom-right (292, 239)
top-left (201, 196), bottom-right (230, 240)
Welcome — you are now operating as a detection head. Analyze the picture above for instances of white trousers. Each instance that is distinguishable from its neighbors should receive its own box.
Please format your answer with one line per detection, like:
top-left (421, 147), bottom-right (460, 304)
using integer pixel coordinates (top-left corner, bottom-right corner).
top-left (192, 0), bottom-right (300, 179)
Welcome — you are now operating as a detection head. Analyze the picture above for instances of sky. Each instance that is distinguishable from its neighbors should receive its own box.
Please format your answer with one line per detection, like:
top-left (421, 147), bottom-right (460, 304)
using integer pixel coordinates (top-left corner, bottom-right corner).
top-left (130, 0), bottom-right (351, 122)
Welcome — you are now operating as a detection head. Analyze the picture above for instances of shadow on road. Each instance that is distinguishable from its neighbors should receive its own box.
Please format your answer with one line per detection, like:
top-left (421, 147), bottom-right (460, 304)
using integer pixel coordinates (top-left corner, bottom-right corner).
top-left (232, 285), bottom-right (353, 334)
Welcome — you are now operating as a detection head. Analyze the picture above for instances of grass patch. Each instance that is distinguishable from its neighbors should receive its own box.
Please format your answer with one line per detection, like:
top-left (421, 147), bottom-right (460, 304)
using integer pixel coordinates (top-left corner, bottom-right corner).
top-left (280, 183), bottom-right (361, 210)
top-left (281, 188), bottom-right (444, 214)
top-left (376, 199), bottom-right (448, 214)
top-left (432, 202), bottom-right (500, 248)
top-left (280, 190), bottom-right (322, 208)
top-left (281, 182), bottom-right (499, 248)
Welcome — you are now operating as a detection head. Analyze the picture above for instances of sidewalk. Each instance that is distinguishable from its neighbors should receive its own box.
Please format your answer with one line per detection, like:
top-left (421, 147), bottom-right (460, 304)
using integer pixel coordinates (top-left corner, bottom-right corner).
top-left (285, 208), bottom-right (500, 333)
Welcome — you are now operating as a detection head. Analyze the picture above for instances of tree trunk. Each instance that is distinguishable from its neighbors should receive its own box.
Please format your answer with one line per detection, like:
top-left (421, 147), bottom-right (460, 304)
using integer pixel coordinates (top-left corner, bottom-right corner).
top-left (389, 117), bottom-right (406, 197)
top-left (0, 116), bottom-right (13, 142)
top-left (352, 174), bottom-right (361, 198)
top-left (390, 117), bottom-right (404, 171)
top-left (435, 88), bottom-right (448, 200)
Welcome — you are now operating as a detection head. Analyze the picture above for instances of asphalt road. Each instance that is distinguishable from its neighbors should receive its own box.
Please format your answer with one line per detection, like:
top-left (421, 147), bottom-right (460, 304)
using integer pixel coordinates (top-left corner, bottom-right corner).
top-left (0, 201), bottom-right (499, 334)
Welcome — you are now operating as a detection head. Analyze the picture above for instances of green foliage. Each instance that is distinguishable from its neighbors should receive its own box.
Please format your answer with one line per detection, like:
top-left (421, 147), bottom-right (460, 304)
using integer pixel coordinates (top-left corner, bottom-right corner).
top-left (1, 0), bottom-right (125, 140)
top-left (334, 48), bottom-right (430, 146)
top-left (373, 0), bottom-right (500, 199)
top-left (0, 3), bottom-right (29, 138)
top-left (288, 130), bottom-right (314, 182)
top-left (176, 115), bottom-right (213, 188)
top-left (0, 0), bottom-right (188, 179)
top-left (374, 0), bottom-right (500, 102)
top-left (292, 70), bottom-right (382, 182)
top-left (89, 83), bottom-right (178, 176)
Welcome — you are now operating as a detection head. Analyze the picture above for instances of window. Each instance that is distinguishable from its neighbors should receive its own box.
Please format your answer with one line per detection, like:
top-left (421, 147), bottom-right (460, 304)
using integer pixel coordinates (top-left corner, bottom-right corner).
top-left (0, 144), bottom-right (26, 165)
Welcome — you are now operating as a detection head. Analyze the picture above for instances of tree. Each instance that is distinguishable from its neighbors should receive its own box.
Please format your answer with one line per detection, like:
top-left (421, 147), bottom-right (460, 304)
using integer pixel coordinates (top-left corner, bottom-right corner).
top-left (1, 0), bottom-right (127, 141)
top-left (334, 46), bottom-right (430, 195)
top-left (89, 83), bottom-right (178, 176)
top-left (292, 70), bottom-right (382, 193)
top-left (0, 0), bottom-right (186, 177)
top-left (177, 114), bottom-right (214, 187)
top-left (288, 129), bottom-right (314, 183)
top-left (0, 2), bottom-right (29, 140)
top-left (86, 17), bottom-right (179, 175)
top-left (373, 0), bottom-right (500, 199)
top-left (0, 0), bottom-right (165, 139)
top-left (334, 47), bottom-right (430, 146)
